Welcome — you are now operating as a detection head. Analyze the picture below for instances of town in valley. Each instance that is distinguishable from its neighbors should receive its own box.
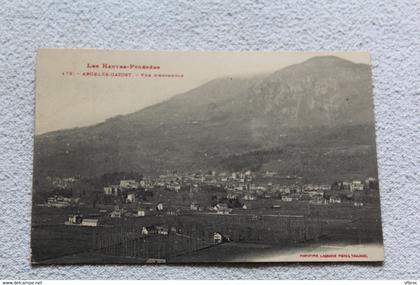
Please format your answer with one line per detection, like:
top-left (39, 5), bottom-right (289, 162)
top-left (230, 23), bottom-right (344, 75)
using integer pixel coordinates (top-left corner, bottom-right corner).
top-left (32, 169), bottom-right (382, 263)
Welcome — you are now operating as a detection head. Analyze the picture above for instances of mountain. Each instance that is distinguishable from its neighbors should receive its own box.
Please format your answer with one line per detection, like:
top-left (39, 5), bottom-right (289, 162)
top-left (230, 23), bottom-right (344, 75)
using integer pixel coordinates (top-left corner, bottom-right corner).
top-left (33, 56), bottom-right (378, 182)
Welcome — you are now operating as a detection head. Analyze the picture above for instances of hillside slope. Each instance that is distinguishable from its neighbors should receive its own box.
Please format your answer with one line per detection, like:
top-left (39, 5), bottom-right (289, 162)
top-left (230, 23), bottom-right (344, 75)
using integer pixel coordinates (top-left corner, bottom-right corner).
top-left (33, 56), bottom-right (378, 181)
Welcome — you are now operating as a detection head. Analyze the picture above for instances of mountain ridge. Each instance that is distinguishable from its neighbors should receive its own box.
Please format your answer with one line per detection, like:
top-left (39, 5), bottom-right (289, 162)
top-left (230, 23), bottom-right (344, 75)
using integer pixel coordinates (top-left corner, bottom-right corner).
top-left (33, 56), bottom-right (378, 181)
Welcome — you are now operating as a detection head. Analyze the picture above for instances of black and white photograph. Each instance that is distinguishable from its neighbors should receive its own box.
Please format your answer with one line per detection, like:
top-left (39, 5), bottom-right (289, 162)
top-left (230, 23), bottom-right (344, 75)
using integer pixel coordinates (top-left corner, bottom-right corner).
top-left (31, 49), bottom-right (384, 264)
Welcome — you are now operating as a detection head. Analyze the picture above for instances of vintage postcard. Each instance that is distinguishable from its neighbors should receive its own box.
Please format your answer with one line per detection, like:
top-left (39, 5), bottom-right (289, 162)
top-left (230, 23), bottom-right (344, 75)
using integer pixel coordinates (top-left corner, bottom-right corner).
top-left (32, 49), bottom-right (384, 264)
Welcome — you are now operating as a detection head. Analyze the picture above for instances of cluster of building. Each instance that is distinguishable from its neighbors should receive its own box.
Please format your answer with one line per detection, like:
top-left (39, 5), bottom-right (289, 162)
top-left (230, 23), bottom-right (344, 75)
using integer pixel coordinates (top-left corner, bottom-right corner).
top-left (39, 195), bottom-right (80, 208)
top-left (65, 214), bottom-right (99, 227)
top-left (153, 170), bottom-right (254, 191)
top-left (103, 179), bottom-right (149, 203)
top-left (43, 172), bottom-right (378, 227)
top-left (97, 173), bottom-right (377, 216)
top-left (46, 176), bottom-right (78, 190)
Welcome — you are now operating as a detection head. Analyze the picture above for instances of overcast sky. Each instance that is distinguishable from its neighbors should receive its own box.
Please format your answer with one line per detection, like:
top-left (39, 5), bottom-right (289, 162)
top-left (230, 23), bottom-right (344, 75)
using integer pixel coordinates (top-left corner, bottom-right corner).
top-left (35, 49), bottom-right (370, 135)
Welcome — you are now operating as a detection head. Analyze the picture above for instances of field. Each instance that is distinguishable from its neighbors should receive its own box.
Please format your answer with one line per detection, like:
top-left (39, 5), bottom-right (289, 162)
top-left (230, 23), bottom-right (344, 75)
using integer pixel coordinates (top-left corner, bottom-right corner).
top-left (31, 195), bottom-right (382, 264)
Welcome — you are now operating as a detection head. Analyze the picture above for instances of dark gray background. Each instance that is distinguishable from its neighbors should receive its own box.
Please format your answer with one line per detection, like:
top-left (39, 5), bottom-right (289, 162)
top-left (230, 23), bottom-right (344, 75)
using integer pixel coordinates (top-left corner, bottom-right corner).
top-left (0, 0), bottom-right (419, 279)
